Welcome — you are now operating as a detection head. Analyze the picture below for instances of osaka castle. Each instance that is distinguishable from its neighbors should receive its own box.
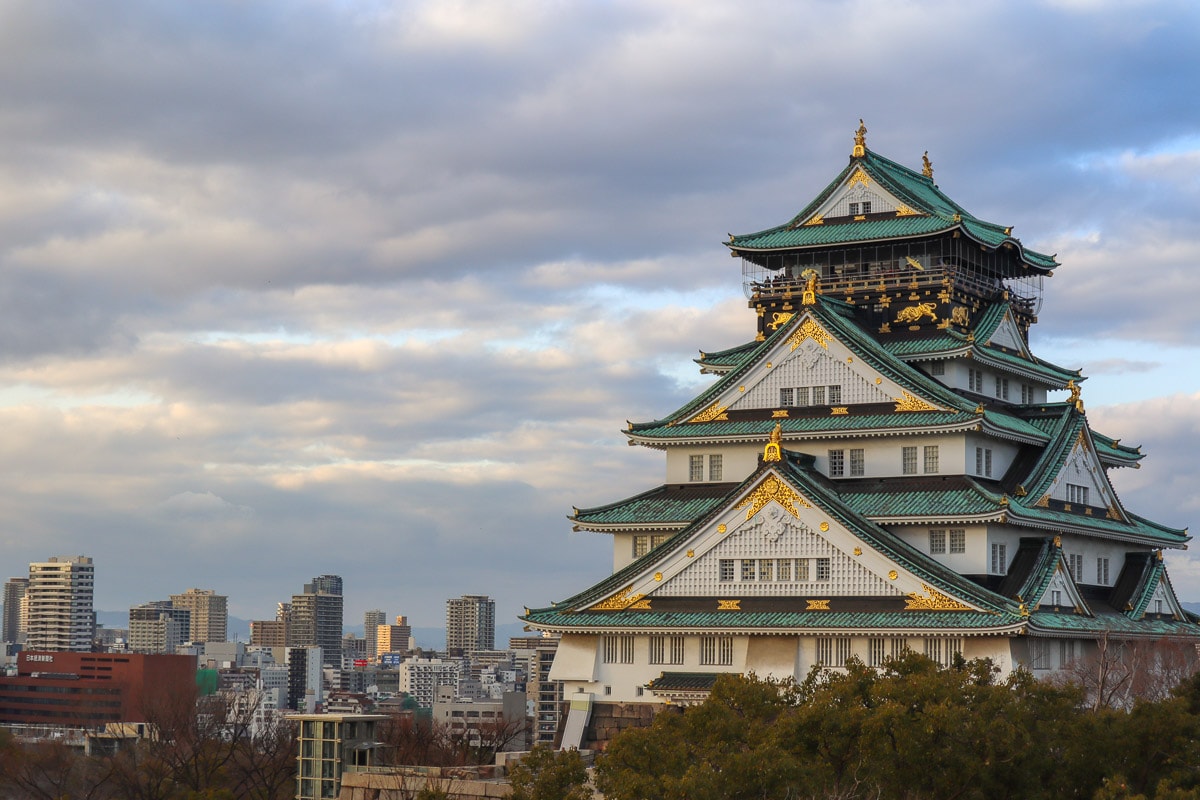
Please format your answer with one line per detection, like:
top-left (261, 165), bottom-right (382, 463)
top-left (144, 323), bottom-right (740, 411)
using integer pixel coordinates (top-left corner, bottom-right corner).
top-left (523, 123), bottom-right (1198, 741)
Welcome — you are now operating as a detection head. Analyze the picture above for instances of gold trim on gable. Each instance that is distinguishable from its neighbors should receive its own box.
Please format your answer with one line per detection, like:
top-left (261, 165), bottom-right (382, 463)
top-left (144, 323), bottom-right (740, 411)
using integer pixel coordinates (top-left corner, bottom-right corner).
top-left (592, 586), bottom-right (647, 612)
top-left (893, 391), bottom-right (940, 412)
top-left (788, 319), bottom-right (830, 351)
top-left (849, 166), bottom-right (870, 187)
top-left (905, 584), bottom-right (972, 611)
top-left (806, 599), bottom-right (831, 611)
top-left (717, 599), bottom-right (741, 611)
top-left (734, 475), bottom-right (812, 520)
top-left (688, 403), bottom-right (729, 424)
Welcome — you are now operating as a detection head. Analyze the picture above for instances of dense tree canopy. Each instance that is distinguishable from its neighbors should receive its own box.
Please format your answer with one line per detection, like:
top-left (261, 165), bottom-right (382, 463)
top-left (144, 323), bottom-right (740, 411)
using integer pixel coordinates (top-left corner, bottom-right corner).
top-left (594, 654), bottom-right (1200, 800)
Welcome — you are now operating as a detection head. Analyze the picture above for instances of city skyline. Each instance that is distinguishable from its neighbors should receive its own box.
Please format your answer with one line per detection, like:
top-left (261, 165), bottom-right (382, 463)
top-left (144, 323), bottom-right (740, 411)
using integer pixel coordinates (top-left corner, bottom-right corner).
top-left (0, 2), bottom-right (1198, 627)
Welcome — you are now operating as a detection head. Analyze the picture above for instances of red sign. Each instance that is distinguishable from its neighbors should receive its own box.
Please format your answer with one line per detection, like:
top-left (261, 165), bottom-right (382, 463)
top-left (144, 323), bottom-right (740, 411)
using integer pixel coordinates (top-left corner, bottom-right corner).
top-left (353, 659), bottom-right (369, 667)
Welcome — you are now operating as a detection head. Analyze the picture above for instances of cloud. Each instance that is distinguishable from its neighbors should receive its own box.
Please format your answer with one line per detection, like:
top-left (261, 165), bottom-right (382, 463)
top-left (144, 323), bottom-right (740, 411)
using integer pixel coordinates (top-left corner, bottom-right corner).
top-left (0, 0), bottom-right (1198, 626)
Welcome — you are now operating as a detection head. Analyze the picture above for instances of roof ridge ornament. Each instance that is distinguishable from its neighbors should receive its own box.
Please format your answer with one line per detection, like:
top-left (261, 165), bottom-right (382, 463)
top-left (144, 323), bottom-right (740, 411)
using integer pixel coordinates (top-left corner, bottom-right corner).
top-left (922, 151), bottom-right (933, 179)
top-left (852, 119), bottom-right (867, 157)
top-left (1067, 379), bottom-right (1084, 412)
top-left (801, 268), bottom-right (820, 305)
top-left (764, 421), bottom-right (783, 462)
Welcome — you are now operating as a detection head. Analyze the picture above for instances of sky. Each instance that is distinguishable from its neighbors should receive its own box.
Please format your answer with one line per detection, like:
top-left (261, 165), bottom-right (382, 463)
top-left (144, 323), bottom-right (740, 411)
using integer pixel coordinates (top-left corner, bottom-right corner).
top-left (1, 0), bottom-right (1199, 633)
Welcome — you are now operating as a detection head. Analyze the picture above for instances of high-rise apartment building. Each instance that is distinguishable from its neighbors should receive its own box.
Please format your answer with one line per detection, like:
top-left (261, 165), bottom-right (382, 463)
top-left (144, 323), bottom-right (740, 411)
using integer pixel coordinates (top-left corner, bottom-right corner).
top-left (2, 577), bottom-right (29, 644)
top-left (363, 609), bottom-right (386, 660)
top-left (169, 588), bottom-right (228, 643)
top-left (375, 615), bottom-right (412, 658)
top-left (129, 601), bottom-right (191, 654)
top-left (446, 595), bottom-right (495, 653)
top-left (26, 556), bottom-right (94, 652)
top-left (289, 577), bottom-right (343, 666)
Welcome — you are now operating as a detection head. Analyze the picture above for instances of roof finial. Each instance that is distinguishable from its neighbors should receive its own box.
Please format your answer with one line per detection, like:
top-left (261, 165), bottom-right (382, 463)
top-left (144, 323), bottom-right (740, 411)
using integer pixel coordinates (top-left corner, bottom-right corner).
top-left (1067, 379), bottom-right (1084, 412)
top-left (763, 421), bottom-right (783, 462)
top-left (922, 151), bottom-right (933, 179)
top-left (852, 119), bottom-right (867, 157)
top-left (800, 268), bottom-right (819, 305)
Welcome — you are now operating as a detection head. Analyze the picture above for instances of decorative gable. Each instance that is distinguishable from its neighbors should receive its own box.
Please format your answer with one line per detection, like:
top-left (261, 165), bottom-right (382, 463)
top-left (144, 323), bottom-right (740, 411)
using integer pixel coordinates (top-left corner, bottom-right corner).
top-left (799, 165), bottom-right (922, 225)
top-left (583, 468), bottom-right (981, 613)
top-left (1033, 558), bottom-right (1089, 614)
top-left (985, 311), bottom-right (1031, 357)
top-left (1043, 431), bottom-right (1126, 520)
top-left (705, 313), bottom-right (946, 416)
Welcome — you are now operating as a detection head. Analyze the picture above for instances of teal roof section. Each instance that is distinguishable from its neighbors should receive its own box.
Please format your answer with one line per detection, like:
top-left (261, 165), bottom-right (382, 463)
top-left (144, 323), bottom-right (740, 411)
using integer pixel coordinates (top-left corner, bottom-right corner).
top-left (838, 477), bottom-right (1004, 520)
top-left (1027, 608), bottom-right (1200, 638)
top-left (525, 449), bottom-right (1024, 630)
top-left (695, 339), bottom-right (763, 371)
top-left (728, 149), bottom-right (1057, 271)
top-left (573, 484), bottom-right (732, 529)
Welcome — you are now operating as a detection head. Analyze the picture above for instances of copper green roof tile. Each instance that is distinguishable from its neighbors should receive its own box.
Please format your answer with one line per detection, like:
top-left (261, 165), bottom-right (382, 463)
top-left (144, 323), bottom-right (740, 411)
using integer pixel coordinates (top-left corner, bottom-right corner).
top-left (524, 607), bottom-right (1022, 632)
top-left (839, 477), bottom-right (1003, 519)
top-left (1027, 609), bottom-right (1200, 638)
top-left (696, 339), bottom-right (762, 370)
top-left (728, 150), bottom-right (1057, 271)
top-left (573, 484), bottom-right (732, 528)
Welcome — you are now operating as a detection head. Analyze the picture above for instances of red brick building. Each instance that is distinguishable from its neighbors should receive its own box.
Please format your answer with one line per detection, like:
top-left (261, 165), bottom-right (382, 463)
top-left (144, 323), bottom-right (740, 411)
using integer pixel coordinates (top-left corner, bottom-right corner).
top-left (0, 651), bottom-right (196, 728)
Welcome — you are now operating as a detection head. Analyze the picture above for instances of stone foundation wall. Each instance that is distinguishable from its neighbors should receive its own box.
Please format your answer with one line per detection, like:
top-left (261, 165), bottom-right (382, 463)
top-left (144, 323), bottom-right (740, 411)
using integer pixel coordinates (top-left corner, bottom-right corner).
top-left (340, 770), bottom-right (512, 799)
top-left (582, 701), bottom-right (668, 751)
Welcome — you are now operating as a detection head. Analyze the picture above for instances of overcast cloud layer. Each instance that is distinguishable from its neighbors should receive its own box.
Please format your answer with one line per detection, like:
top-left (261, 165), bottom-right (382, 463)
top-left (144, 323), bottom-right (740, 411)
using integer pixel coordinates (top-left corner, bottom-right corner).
top-left (1, 0), bottom-right (1199, 632)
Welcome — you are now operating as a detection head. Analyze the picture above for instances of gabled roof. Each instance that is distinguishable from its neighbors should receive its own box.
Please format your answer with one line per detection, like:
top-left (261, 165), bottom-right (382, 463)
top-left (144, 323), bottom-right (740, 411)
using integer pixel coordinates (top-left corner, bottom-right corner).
top-left (727, 148), bottom-right (1057, 272)
top-left (1111, 552), bottom-right (1190, 621)
top-left (628, 295), bottom-right (1049, 446)
top-left (999, 537), bottom-right (1092, 615)
top-left (572, 483), bottom-right (734, 531)
top-left (524, 449), bottom-right (1025, 634)
top-left (695, 340), bottom-right (762, 374)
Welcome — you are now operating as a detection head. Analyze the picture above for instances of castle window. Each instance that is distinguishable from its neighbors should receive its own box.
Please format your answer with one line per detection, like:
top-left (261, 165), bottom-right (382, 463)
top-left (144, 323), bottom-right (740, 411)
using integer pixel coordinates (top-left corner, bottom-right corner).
top-left (816, 637), bottom-right (851, 667)
top-left (991, 543), bottom-right (1008, 575)
top-left (929, 530), bottom-right (946, 554)
top-left (812, 386), bottom-right (826, 405)
top-left (861, 201), bottom-right (872, 214)
top-left (848, 202), bottom-right (859, 215)
top-left (602, 635), bottom-right (634, 664)
top-left (828, 385), bottom-right (842, 404)
top-left (949, 529), bottom-right (965, 553)
top-left (850, 448), bottom-right (865, 477)
top-left (689, 455), bottom-right (703, 482)
top-left (633, 536), bottom-right (650, 558)
top-left (741, 560), bottom-right (756, 581)
top-left (777, 559), bottom-right (792, 581)
top-left (930, 361), bottom-right (945, 376)
top-left (1029, 639), bottom-right (1050, 670)
top-left (780, 388), bottom-right (794, 406)
top-left (649, 635), bottom-right (684, 665)
top-left (670, 636), bottom-right (685, 664)
top-left (1097, 557), bottom-right (1110, 585)
top-left (709, 455), bottom-right (723, 482)
top-left (1067, 484), bottom-right (1089, 506)
top-left (995, 376), bottom-right (1009, 400)
top-left (700, 636), bottom-right (733, 666)
top-left (829, 449), bottom-right (845, 477)
top-left (758, 559), bottom-right (773, 581)
top-left (868, 637), bottom-right (887, 667)
top-left (969, 369), bottom-right (984, 393)
top-left (796, 559), bottom-right (810, 581)
top-left (1021, 384), bottom-right (1034, 404)
top-left (923, 445), bottom-right (939, 474)
top-left (797, 387), bottom-right (810, 406)
top-left (719, 560), bottom-right (734, 582)
top-left (815, 558), bottom-right (831, 581)
top-left (902, 446), bottom-right (918, 475)
top-left (1051, 590), bottom-right (1062, 606)
top-left (975, 447), bottom-right (993, 478)
top-left (1068, 553), bottom-right (1083, 581)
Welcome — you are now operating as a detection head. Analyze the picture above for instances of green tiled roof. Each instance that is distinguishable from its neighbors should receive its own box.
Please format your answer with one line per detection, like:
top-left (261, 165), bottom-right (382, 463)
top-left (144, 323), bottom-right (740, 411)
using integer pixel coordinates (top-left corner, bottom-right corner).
top-left (573, 484), bottom-right (732, 528)
top-left (839, 478), bottom-right (1003, 519)
top-left (523, 607), bottom-right (1022, 632)
top-left (1005, 503), bottom-right (1188, 548)
top-left (696, 340), bottom-right (762, 370)
top-left (525, 450), bottom-right (1024, 631)
top-left (728, 149), bottom-right (1057, 271)
top-left (1027, 609), bottom-right (1200, 638)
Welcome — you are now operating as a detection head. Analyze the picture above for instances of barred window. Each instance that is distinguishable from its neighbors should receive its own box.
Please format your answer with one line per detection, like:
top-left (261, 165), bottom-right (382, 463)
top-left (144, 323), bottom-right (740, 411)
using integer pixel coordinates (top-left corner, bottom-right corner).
top-left (689, 455), bottom-right (704, 482)
top-left (816, 558), bottom-right (831, 581)
top-left (1097, 557), bottom-right (1110, 585)
top-left (991, 543), bottom-right (1008, 575)
top-left (602, 635), bottom-right (634, 664)
top-left (719, 559), bottom-right (734, 582)
top-left (709, 454), bottom-right (723, 482)
top-left (741, 560), bottom-right (756, 581)
top-left (975, 447), bottom-right (993, 477)
top-left (902, 446), bottom-right (918, 475)
top-left (949, 529), bottom-right (966, 554)
top-left (797, 559), bottom-right (810, 581)
top-left (850, 448), bottom-right (865, 477)
top-left (777, 559), bottom-right (792, 581)
top-left (759, 559), bottom-right (773, 581)
top-left (812, 385), bottom-right (826, 405)
top-left (1067, 484), bottom-right (1089, 506)
top-left (816, 637), bottom-right (851, 667)
top-left (780, 387), bottom-right (794, 406)
top-left (1021, 384), bottom-right (1034, 404)
top-left (797, 386), bottom-right (810, 406)
top-left (924, 637), bottom-right (961, 668)
top-left (649, 635), bottom-right (684, 665)
top-left (829, 449), bottom-right (845, 477)
top-left (868, 637), bottom-right (887, 667)
top-left (1068, 553), bottom-right (1083, 581)
top-left (700, 636), bottom-right (734, 666)
top-left (923, 445), bottom-right (939, 474)
top-left (633, 535), bottom-right (649, 558)
top-left (930, 361), bottom-right (945, 376)
top-left (1029, 639), bottom-right (1050, 670)
top-left (651, 533), bottom-right (668, 549)
top-left (828, 385), bottom-right (842, 404)
top-left (929, 529), bottom-right (946, 554)
top-left (669, 635), bottom-right (685, 664)
top-left (861, 201), bottom-right (872, 214)
top-left (848, 202), bottom-right (860, 215)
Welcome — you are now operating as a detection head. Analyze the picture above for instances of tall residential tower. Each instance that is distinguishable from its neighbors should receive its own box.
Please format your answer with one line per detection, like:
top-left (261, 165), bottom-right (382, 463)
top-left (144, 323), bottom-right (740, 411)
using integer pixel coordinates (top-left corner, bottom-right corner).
top-left (26, 556), bottom-right (94, 652)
